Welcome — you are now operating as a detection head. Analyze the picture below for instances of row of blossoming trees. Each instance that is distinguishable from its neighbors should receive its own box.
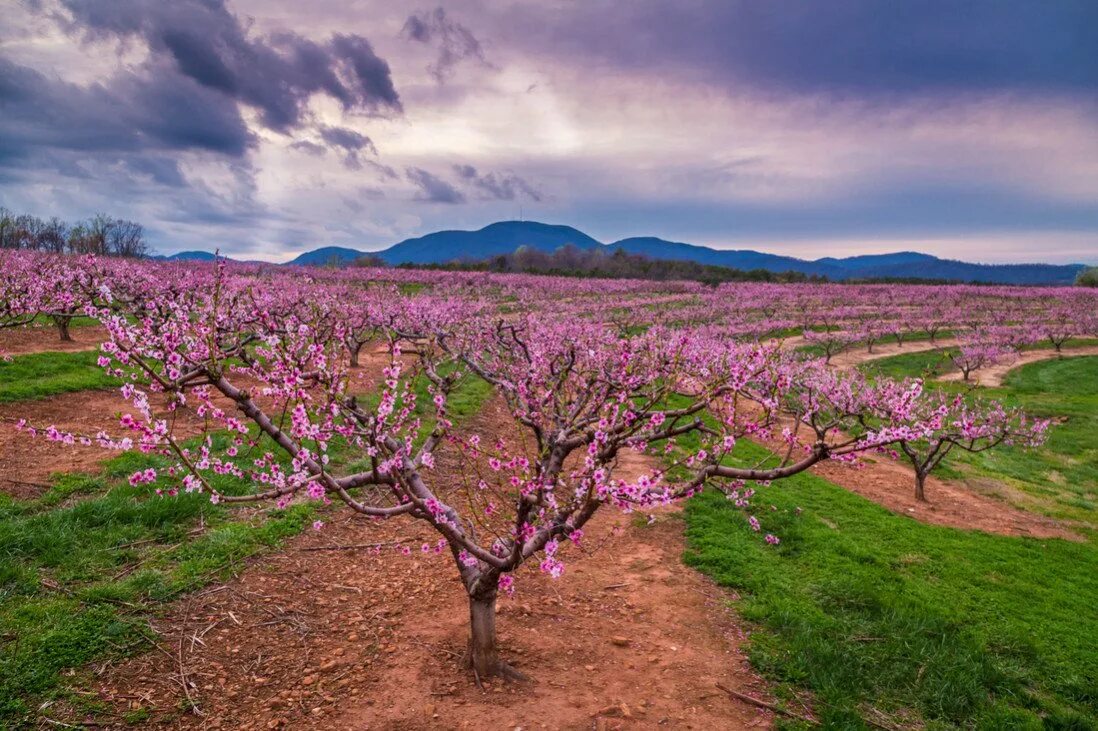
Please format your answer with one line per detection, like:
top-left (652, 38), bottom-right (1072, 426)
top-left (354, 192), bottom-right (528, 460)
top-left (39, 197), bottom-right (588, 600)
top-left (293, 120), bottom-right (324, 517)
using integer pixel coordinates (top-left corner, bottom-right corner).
top-left (0, 251), bottom-right (1062, 679)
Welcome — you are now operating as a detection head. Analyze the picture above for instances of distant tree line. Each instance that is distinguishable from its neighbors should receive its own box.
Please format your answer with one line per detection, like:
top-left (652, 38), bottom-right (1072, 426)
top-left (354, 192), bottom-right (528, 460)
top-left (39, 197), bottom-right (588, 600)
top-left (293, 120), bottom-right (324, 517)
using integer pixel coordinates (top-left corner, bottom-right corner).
top-left (381, 244), bottom-right (826, 284)
top-left (0, 208), bottom-right (147, 258)
top-left (1077, 267), bottom-right (1098, 288)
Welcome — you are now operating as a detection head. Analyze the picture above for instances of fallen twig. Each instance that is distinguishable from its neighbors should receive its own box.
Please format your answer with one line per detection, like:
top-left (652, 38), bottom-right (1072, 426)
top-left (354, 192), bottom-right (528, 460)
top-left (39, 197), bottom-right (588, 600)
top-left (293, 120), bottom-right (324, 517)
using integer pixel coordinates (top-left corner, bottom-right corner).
top-left (716, 682), bottom-right (816, 725)
top-left (2, 477), bottom-right (53, 490)
top-left (332, 584), bottom-right (362, 594)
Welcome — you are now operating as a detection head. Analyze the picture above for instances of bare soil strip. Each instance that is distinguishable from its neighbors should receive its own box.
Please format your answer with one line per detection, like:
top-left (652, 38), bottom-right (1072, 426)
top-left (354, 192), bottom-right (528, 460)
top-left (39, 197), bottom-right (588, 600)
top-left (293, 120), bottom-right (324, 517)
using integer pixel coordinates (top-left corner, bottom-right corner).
top-left (0, 324), bottom-right (107, 356)
top-left (0, 390), bottom-right (208, 497)
top-left (64, 399), bottom-right (779, 730)
top-left (938, 345), bottom-right (1098, 387)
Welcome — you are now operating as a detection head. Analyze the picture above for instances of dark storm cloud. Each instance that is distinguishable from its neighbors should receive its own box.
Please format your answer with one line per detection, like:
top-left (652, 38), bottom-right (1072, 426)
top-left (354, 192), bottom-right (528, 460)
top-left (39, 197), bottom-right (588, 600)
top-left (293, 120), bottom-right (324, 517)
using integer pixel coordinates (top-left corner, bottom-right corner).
top-left (402, 7), bottom-right (491, 82)
top-left (507, 0), bottom-right (1098, 95)
top-left (0, 56), bottom-right (254, 158)
top-left (0, 0), bottom-right (406, 257)
top-left (406, 167), bottom-right (466, 203)
top-left (58, 0), bottom-right (401, 130)
top-left (453, 164), bottom-right (542, 202)
top-left (317, 125), bottom-right (377, 169)
top-left (116, 157), bottom-right (188, 188)
top-left (319, 126), bottom-right (376, 155)
top-left (289, 140), bottom-right (327, 156)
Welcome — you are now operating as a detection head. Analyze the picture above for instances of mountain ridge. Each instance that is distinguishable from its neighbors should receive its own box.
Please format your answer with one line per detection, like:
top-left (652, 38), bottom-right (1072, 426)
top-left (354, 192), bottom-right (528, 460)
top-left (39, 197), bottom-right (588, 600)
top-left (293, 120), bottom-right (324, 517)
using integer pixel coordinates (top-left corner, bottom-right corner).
top-left (179, 221), bottom-right (1087, 285)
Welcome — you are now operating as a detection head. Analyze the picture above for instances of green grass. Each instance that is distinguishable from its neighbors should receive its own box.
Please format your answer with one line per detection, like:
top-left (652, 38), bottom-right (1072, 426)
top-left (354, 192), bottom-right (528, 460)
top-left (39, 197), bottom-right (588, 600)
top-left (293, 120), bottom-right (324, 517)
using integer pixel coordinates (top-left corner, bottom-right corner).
top-left (0, 446), bottom-right (318, 725)
top-left (862, 351), bottom-right (1098, 524)
top-left (858, 347), bottom-right (955, 380)
top-left (25, 315), bottom-right (100, 331)
top-left (0, 369), bottom-right (496, 725)
top-left (0, 351), bottom-right (120, 402)
top-left (350, 363), bottom-right (494, 452)
top-left (683, 440), bottom-right (1098, 729)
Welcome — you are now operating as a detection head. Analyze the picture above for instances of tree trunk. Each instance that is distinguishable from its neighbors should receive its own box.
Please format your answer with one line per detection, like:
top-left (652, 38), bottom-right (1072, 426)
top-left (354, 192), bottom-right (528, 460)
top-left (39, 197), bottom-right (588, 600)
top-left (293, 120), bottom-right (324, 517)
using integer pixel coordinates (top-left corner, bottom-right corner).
top-left (914, 472), bottom-right (928, 502)
top-left (54, 316), bottom-right (72, 342)
top-left (348, 342), bottom-right (361, 368)
top-left (466, 589), bottom-right (526, 682)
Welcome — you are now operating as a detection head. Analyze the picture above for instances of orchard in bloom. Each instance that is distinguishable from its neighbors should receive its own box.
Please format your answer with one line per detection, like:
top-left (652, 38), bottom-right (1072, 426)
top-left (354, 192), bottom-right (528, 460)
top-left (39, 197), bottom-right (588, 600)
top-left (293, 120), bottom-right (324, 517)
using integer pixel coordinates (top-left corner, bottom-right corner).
top-left (27, 261), bottom-right (939, 680)
top-left (2, 249), bottom-right (1066, 682)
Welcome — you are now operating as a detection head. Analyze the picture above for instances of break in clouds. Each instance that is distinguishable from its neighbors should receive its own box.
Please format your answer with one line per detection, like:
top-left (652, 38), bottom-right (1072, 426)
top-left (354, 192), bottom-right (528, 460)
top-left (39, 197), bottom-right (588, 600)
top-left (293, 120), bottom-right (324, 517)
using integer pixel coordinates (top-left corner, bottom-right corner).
top-left (0, 0), bottom-right (1096, 262)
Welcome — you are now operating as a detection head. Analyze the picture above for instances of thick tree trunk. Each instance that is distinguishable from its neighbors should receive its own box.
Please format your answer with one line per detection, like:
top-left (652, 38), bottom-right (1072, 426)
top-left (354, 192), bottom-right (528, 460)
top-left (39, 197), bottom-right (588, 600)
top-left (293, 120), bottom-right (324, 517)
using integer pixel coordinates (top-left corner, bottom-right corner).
top-left (348, 342), bottom-right (362, 368)
top-left (54, 316), bottom-right (72, 342)
top-left (466, 589), bottom-right (526, 682)
top-left (914, 472), bottom-right (928, 502)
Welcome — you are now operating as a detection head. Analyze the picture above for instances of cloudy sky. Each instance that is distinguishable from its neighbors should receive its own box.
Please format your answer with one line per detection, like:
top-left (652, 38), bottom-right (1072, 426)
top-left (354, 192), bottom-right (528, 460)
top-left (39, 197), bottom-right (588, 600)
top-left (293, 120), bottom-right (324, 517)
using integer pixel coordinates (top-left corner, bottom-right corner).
top-left (1, 0), bottom-right (1096, 263)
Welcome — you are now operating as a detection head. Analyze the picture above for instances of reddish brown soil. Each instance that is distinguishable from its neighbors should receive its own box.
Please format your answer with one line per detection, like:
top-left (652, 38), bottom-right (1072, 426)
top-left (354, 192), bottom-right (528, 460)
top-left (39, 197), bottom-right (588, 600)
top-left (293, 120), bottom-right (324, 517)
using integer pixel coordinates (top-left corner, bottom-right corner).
top-left (0, 390), bottom-right (208, 498)
top-left (0, 323), bottom-right (107, 356)
top-left (62, 400), bottom-right (782, 730)
top-left (938, 345), bottom-right (1098, 387)
top-left (806, 450), bottom-right (1080, 540)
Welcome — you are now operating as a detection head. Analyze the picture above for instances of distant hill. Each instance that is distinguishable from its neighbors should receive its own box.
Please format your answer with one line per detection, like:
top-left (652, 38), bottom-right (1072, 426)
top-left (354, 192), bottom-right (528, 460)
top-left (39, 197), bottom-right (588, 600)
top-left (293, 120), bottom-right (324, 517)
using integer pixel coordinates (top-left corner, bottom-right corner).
top-left (156, 250), bottom-right (227, 262)
top-left (286, 246), bottom-right (367, 267)
top-left (378, 221), bottom-right (603, 265)
top-left (608, 236), bottom-right (837, 275)
top-left (181, 220), bottom-right (1088, 285)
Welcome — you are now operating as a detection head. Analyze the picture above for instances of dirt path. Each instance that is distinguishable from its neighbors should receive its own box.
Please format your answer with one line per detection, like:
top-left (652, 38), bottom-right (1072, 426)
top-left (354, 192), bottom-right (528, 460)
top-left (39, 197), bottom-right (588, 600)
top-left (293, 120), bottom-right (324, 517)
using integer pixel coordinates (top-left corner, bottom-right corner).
top-left (65, 399), bottom-right (780, 730)
top-left (0, 323), bottom-right (107, 356)
top-left (827, 338), bottom-right (958, 370)
top-left (938, 345), bottom-right (1098, 387)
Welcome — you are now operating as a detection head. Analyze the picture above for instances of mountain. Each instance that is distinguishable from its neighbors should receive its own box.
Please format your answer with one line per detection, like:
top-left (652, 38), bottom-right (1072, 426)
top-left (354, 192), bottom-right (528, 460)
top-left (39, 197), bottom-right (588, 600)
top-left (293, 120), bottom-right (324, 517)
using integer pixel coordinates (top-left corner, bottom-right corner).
top-left (376, 221), bottom-right (602, 265)
top-left (609, 236), bottom-right (832, 275)
top-left (609, 236), bottom-right (840, 276)
top-left (238, 220), bottom-right (1086, 285)
top-left (157, 250), bottom-right (227, 262)
top-left (286, 246), bottom-right (368, 267)
top-left (815, 252), bottom-right (941, 271)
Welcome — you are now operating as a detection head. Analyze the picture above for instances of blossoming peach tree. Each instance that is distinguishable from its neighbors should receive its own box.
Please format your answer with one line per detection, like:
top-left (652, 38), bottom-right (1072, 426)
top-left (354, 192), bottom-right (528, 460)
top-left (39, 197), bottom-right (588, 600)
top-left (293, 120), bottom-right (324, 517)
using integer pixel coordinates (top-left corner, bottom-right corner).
top-left (868, 385), bottom-right (1048, 501)
top-left (18, 259), bottom-right (1018, 681)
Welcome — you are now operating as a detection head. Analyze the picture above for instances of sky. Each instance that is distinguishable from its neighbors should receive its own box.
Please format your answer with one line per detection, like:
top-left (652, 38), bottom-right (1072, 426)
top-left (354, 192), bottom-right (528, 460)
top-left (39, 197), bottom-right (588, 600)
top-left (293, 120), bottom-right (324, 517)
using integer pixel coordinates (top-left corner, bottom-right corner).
top-left (1, 0), bottom-right (1096, 264)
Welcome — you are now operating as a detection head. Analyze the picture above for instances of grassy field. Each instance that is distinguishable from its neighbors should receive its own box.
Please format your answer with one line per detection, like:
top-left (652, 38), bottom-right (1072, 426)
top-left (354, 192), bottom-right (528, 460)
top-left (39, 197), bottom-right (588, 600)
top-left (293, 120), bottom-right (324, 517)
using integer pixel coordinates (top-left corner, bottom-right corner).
top-left (0, 350), bottom-right (119, 402)
top-left (0, 355), bottom-right (495, 726)
top-left (862, 351), bottom-right (1098, 525)
top-left (684, 448), bottom-right (1097, 729)
top-left (677, 350), bottom-right (1098, 728)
